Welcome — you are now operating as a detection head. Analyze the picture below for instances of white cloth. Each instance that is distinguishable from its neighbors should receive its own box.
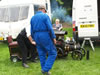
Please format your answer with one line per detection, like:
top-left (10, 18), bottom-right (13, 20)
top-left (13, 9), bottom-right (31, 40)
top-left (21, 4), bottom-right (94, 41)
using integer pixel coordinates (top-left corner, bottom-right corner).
top-left (53, 24), bottom-right (62, 31)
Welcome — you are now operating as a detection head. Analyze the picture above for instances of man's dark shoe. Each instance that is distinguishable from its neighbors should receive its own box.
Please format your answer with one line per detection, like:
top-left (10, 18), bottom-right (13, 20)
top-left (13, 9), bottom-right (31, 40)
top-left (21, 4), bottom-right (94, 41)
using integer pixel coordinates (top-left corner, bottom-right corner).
top-left (22, 63), bottom-right (29, 68)
top-left (41, 70), bottom-right (51, 75)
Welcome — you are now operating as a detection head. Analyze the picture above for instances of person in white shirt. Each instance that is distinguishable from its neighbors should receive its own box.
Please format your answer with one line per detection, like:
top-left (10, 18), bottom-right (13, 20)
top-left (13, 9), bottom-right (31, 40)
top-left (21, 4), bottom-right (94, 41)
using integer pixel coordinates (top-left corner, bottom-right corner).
top-left (53, 19), bottom-right (63, 31)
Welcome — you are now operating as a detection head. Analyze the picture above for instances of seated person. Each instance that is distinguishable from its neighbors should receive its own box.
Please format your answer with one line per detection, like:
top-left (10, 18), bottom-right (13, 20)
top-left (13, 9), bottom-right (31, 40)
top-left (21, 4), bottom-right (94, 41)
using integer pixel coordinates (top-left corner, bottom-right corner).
top-left (53, 19), bottom-right (63, 31)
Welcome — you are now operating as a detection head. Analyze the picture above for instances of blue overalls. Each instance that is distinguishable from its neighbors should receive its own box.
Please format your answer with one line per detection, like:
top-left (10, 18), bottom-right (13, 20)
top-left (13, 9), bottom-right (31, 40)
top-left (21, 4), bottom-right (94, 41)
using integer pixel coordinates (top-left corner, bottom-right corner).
top-left (31, 11), bottom-right (57, 72)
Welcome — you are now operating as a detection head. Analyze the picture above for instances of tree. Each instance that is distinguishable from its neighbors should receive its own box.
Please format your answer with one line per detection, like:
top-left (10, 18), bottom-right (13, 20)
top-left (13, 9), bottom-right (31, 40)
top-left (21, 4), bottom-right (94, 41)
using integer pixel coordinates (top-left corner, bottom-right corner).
top-left (56, 0), bottom-right (64, 5)
top-left (50, 0), bottom-right (72, 23)
top-left (56, 0), bottom-right (73, 16)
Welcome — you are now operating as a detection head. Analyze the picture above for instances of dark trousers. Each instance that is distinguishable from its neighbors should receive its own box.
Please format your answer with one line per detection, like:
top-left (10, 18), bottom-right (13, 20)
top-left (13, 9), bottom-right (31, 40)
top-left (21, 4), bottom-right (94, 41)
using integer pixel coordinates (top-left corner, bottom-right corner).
top-left (17, 34), bottom-right (36, 63)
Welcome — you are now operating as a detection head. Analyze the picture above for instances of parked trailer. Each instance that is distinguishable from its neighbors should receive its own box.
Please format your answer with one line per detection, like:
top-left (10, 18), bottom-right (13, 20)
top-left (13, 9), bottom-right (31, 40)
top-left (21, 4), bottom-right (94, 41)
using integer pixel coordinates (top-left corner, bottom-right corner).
top-left (0, 0), bottom-right (51, 40)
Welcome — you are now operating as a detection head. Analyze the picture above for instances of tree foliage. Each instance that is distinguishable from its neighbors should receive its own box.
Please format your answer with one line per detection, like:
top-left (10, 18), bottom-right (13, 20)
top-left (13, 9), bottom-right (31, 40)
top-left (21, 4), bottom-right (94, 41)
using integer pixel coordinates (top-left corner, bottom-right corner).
top-left (56, 0), bottom-right (64, 5)
top-left (56, 0), bottom-right (73, 16)
top-left (50, 0), bottom-right (72, 23)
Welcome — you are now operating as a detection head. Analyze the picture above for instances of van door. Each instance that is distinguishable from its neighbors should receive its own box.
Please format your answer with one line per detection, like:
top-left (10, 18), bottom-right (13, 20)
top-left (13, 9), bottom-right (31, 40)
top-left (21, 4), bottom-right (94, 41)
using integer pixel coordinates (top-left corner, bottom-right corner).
top-left (97, 0), bottom-right (100, 33)
top-left (76, 0), bottom-right (98, 38)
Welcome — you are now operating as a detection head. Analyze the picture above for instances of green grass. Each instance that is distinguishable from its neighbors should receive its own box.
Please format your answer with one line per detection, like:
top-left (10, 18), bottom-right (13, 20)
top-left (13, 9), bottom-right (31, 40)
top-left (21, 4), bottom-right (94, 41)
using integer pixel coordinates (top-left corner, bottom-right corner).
top-left (0, 42), bottom-right (100, 75)
top-left (62, 27), bottom-right (73, 37)
top-left (62, 27), bottom-right (73, 40)
top-left (0, 28), bottom-right (100, 75)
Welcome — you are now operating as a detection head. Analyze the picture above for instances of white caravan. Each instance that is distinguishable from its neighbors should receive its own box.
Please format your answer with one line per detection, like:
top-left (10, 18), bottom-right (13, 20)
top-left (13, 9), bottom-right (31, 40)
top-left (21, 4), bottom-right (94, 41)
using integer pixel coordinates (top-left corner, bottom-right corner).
top-left (72, 0), bottom-right (100, 41)
top-left (0, 0), bottom-right (51, 40)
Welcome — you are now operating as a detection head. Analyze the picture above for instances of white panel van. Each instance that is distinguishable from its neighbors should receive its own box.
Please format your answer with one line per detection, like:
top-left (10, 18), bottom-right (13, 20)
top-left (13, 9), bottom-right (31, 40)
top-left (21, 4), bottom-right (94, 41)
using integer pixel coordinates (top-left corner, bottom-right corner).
top-left (72, 0), bottom-right (100, 42)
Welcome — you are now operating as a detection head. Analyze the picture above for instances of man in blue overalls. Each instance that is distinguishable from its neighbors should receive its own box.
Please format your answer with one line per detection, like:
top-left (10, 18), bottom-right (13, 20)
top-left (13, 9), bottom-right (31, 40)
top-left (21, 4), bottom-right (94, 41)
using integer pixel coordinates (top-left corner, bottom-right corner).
top-left (31, 5), bottom-right (57, 75)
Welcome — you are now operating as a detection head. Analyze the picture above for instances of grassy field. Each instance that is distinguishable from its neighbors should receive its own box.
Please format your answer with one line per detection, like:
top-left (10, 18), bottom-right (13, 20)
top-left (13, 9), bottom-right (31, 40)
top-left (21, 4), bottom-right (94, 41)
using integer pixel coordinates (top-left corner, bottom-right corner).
top-left (0, 41), bottom-right (100, 75)
top-left (62, 27), bottom-right (73, 37)
top-left (0, 28), bottom-right (100, 75)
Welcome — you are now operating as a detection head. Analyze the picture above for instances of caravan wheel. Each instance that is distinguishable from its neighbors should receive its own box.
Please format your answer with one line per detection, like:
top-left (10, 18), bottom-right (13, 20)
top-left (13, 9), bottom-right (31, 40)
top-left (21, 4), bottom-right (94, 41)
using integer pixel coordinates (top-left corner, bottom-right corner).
top-left (10, 56), bottom-right (18, 62)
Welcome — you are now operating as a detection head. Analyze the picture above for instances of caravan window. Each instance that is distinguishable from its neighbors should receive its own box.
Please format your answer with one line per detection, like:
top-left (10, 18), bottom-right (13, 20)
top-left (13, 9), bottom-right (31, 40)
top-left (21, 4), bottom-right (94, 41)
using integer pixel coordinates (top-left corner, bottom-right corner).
top-left (4, 8), bottom-right (9, 22)
top-left (0, 8), bottom-right (6, 22)
top-left (9, 7), bottom-right (20, 22)
top-left (34, 5), bottom-right (39, 14)
top-left (9, 6), bottom-right (29, 22)
top-left (19, 6), bottom-right (29, 20)
top-left (0, 6), bottom-right (29, 22)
